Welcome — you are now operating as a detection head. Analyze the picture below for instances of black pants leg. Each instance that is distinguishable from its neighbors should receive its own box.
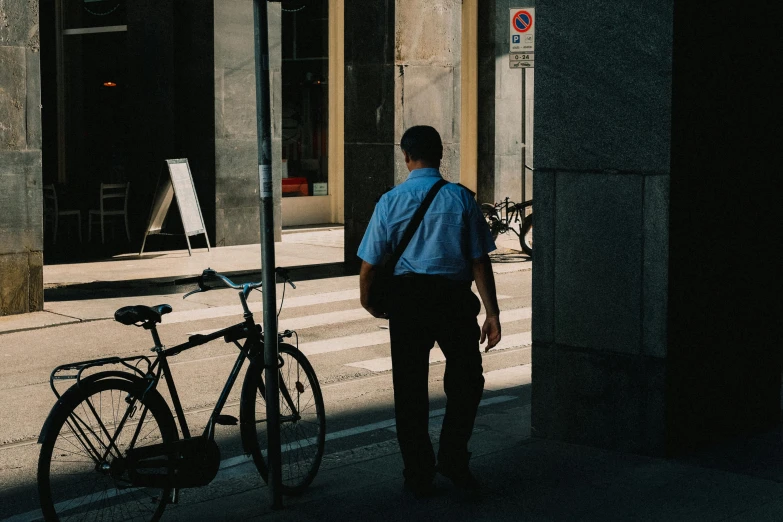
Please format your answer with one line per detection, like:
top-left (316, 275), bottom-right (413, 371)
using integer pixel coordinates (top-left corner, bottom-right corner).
top-left (389, 278), bottom-right (484, 482)
top-left (436, 290), bottom-right (484, 468)
top-left (389, 304), bottom-right (436, 484)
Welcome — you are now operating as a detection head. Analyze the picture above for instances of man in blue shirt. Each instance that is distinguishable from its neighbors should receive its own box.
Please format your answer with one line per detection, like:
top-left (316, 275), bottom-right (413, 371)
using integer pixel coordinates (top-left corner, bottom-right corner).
top-left (358, 126), bottom-right (501, 497)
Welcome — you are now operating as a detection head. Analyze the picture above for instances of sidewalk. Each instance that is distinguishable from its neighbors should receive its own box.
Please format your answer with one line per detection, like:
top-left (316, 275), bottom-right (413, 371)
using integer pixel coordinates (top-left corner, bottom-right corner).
top-left (43, 225), bottom-right (346, 287)
top-left (166, 400), bottom-right (783, 522)
top-left (1, 226), bottom-right (346, 334)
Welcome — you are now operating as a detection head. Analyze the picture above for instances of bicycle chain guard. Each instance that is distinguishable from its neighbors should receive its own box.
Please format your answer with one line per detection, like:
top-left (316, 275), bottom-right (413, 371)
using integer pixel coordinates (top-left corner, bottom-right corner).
top-left (125, 436), bottom-right (221, 489)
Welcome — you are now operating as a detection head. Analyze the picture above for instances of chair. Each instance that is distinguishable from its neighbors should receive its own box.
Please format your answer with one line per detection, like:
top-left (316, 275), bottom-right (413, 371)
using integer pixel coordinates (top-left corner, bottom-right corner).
top-left (43, 184), bottom-right (82, 244)
top-left (88, 182), bottom-right (130, 243)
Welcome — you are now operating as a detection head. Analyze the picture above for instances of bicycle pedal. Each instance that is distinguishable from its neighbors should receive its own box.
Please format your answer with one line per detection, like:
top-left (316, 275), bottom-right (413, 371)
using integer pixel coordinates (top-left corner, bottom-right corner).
top-left (215, 415), bottom-right (238, 426)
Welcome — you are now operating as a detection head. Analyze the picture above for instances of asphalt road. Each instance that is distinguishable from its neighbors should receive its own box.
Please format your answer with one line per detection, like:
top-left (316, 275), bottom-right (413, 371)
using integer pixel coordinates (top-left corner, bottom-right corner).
top-left (0, 260), bottom-right (532, 521)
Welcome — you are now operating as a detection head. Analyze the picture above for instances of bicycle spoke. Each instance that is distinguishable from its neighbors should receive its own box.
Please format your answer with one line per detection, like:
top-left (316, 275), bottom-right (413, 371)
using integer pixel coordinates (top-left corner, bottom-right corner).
top-left (80, 395), bottom-right (125, 461)
top-left (40, 379), bottom-right (173, 521)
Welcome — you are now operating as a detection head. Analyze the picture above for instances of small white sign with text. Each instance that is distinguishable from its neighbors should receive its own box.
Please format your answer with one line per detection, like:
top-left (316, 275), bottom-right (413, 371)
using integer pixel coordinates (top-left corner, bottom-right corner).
top-left (510, 7), bottom-right (535, 68)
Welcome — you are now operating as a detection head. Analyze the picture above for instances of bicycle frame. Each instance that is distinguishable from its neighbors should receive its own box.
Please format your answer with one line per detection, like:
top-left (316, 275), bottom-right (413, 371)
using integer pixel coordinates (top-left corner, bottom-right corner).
top-left (145, 317), bottom-right (262, 441)
top-left (44, 288), bottom-right (264, 458)
top-left (486, 198), bottom-right (532, 237)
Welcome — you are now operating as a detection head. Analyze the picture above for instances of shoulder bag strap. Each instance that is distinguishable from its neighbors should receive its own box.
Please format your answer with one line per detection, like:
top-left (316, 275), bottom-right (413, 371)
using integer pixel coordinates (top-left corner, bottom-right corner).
top-left (387, 178), bottom-right (448, 270)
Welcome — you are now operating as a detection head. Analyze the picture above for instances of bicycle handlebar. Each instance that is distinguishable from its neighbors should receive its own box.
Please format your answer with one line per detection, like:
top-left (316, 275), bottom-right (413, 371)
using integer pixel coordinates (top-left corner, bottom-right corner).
top-left (201, 269), bottom-right (255, 291)
top-left (182, 267), bottom-right (295, 299)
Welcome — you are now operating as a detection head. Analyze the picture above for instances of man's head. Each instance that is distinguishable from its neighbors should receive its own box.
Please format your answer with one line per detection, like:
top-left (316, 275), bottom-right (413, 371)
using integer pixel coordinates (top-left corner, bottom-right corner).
top-left (400, 126), bottom-right (443, 170)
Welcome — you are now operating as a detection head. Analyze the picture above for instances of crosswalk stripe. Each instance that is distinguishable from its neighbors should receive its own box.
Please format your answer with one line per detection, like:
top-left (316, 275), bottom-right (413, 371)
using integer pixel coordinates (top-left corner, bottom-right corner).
top-left (484, 364), bottom-right (531, 391)
top-left (346, 331), bottom-right (532, 373)
top-left (188, 304), bottom-right (529, 340)
top-left (165, 289), bottom-right (361, 324)
top-left (187, 308), bottom-right (369, 336)
top-left (299, 331), bottom-right (390, 356)
top-left (481, 306), bottom-right (531, 323)
top-left (297, 307), bottom-right (530, 356)
top-left (170, 290), bottom-right (513, 326)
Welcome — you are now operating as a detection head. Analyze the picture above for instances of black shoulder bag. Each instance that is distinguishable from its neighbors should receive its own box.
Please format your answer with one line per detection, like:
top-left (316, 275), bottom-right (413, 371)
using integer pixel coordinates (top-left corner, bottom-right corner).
top-left (369, 178), bottom-right (448, 316)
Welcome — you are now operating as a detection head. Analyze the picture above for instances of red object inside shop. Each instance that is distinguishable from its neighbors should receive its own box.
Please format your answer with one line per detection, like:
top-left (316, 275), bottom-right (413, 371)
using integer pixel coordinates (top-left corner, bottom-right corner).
top-left (282, 177), bottom-right (309, 197)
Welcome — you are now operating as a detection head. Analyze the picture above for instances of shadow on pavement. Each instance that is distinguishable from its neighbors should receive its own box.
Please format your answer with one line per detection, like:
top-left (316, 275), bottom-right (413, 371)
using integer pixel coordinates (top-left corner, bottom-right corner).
top-left (44, 262), bottom-right (351, 303)
top-left (0, 384), bottom-right (528, 521)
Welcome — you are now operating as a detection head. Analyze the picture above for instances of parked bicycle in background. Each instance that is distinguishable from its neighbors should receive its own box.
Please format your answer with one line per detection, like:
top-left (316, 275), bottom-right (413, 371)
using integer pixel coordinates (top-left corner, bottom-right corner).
top-left (482, 197), bottom-right (533, 257)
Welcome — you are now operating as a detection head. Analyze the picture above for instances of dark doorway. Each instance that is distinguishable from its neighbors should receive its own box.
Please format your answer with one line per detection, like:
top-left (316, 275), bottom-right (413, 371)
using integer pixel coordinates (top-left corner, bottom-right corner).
top-left (40, 0), bottom-right (133, 261)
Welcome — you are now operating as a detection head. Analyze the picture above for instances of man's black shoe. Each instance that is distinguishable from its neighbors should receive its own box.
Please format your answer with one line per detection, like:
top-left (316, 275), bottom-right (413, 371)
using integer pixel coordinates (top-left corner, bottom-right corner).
top-left (437, 465), bottom-right (482, 492)
top-left (403, 479), bottom-right (438, 499)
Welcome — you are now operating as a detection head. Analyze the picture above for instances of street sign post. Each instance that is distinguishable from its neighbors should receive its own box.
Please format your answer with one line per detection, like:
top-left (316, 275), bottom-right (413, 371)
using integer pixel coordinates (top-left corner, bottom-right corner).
top-left (253, 0), bottom-right (283, 510)
top-left (510, 8), bottom-right (535, 68)
top-left (510, 7), bottom-right (536, 203)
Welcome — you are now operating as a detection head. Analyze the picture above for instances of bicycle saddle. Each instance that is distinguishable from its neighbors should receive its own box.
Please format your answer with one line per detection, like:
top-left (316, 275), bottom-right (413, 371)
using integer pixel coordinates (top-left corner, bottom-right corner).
top-left (114, 304), bottom-right (173, 326)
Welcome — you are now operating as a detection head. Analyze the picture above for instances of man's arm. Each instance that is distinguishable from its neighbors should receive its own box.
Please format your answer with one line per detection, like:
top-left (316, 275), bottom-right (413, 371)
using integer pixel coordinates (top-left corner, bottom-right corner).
top-left (359, 261), bottom-right (387, 319)
top-left (472, 254), bottom-right (501, 351)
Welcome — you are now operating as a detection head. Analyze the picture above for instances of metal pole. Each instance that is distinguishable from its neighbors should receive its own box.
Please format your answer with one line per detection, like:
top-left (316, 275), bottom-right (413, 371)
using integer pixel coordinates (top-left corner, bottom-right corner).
top-left (521, 68), bottom-right (527, 203)
top-left (252, 0), bottom-right (283, 510)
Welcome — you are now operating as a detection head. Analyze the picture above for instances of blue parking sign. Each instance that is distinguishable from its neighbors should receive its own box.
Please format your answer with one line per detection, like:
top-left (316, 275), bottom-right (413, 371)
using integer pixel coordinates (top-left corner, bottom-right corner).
top-left (512, 35), bottom-right (521, 44)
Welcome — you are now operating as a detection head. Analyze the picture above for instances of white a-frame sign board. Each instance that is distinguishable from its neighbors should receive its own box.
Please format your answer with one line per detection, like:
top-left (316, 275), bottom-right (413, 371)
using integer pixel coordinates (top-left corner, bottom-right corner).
top-left (139, 159), bottom-right (211, 256)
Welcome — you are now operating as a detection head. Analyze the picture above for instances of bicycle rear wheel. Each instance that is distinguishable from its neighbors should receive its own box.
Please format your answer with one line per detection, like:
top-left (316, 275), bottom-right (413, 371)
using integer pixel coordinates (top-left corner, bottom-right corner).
top-left (520, 213), bottom-right (533, 257)
top-left (240, 344), bottom-right (325, 495)
top-left (38, 377), bottom-right (177, 522)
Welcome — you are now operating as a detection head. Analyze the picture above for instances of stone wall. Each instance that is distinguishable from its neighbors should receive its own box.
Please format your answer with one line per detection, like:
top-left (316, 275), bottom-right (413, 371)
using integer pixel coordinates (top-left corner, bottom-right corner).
top-left (0, 0), bottom-right (43, 315)
top-left (394, 0), bottom-right (462, 184)
top-left (214, 0), bottom-right (282, 246)
top-left (531, 1), bottom-right (672, 454)
top-left (477, 0), bottom-right (533, 205)
top-left (342, 0), bottom-right (396, 269)
top-left (343, 0), bottom-right (464, 268)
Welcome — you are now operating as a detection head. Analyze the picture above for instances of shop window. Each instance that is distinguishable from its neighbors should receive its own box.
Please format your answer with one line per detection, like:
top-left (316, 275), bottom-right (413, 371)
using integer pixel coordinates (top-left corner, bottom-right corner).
top-left (281, 0), bottom-right (329, 198)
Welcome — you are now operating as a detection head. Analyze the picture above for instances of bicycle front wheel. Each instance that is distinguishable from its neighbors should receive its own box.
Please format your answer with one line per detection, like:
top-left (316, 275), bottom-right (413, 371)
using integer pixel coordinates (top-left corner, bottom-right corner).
top-left (38, 377), bottom-right (177, 522)
top-left (240, 344), bottom-right (325, 495)
top-left (520, 213), bottom-right (533, 257)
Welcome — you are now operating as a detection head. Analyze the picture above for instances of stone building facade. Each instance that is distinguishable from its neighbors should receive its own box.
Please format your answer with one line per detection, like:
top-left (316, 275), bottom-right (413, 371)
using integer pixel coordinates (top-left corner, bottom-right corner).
top-left (1, 1), bottom-right (779, 460)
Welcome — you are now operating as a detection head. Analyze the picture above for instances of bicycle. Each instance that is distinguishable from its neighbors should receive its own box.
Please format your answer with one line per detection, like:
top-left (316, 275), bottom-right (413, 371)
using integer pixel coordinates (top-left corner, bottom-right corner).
top-left (481, 197), bottom-right (533, 257)
top-left (37, 267), bottom-right (325, 521)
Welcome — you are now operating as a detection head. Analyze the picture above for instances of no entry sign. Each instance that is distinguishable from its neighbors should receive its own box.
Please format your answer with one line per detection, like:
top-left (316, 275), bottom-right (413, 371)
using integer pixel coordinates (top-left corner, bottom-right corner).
top-left (509, 7), bottom-right (535, 67)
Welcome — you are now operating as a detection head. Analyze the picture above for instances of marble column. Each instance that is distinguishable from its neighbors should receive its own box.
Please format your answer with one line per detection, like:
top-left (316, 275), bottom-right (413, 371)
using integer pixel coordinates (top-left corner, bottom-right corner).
top-left (343, 0), bottom-right (396, 268)
top-left (394, 0), bottom-right (462, 184)
top-left (343, 0), bottom-right (465, 268)
top-left (213, 0), bottom-right (283, 245)
top-left (0, 1), bottom-right (43, 315)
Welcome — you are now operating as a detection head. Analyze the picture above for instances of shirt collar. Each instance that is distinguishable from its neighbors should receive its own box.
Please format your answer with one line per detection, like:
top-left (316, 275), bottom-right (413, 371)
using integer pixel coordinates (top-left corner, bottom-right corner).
top-left (407, 168), bottom-right (442, 180)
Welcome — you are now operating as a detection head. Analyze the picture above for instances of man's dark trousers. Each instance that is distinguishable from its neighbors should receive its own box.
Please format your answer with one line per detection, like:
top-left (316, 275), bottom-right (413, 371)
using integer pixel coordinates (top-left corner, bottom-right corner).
top-left (388, 275), bottom-right (485, 486)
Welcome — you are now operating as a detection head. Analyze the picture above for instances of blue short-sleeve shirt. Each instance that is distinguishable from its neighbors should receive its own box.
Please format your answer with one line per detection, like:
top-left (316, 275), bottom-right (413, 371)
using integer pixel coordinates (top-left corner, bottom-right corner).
top-left (357, 168), bottom-right (496, 281)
